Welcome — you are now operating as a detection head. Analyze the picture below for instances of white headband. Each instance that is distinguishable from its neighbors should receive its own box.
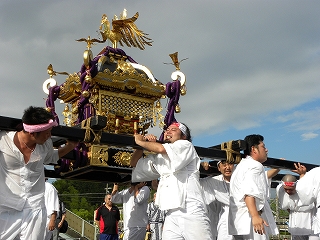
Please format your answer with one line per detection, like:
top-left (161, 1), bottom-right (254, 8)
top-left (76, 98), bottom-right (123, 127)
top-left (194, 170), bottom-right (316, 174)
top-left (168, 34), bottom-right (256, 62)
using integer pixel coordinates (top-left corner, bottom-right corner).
top-left (171, 122), bottom-right (187, 136)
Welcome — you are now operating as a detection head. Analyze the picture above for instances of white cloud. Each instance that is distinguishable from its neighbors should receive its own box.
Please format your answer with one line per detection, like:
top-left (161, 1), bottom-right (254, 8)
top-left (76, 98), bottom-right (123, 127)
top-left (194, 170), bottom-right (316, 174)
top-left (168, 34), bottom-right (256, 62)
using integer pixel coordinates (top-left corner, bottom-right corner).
top-left (1, 0), bottom-right (320, 161)
top-left (301, 132), bottom-right (318, 141)
top-left (275, 108), bottom-right (320, 132)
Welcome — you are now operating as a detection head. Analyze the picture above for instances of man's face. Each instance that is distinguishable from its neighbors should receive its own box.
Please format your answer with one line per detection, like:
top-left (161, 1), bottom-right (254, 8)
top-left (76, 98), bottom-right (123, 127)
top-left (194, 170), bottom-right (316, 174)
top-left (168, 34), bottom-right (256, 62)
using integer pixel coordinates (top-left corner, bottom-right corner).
top-left (283, 185), bottom-right (296, 195)
top-left (252, 141), bottom-right (268, 163)
top-left (218, 162), bottom-right (234, 180)
top-left (105, 195), bottom-right (112, 207)
top-left (31, 128), bottom-right (53, 144)
top-left (163, 124), bottom-right (185, 143)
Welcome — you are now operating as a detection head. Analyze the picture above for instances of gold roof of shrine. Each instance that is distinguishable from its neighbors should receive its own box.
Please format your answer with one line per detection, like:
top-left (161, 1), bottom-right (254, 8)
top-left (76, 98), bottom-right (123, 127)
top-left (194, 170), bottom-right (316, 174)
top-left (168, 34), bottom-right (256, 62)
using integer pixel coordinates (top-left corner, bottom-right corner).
top-left (43, 9), bottom-right (186, 135)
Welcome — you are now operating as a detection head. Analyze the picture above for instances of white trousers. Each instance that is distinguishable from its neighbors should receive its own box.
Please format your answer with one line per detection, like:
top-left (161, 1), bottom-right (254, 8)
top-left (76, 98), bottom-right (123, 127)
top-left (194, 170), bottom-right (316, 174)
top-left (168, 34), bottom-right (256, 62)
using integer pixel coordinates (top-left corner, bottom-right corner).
top-left (233, 232), bottom-right (268, 240)
top-left (44, 216), bottom-right (54, 240)
top-left (217, 208), bottom-right (234, 240)
top-left (233, 223), bottom-right (269, 240)
top-left (162, 207), bottom-right (213, 240)
top-left (0, 206), bottom-right (46, 240)
top-left (123, 226), bottom-right (146, 240)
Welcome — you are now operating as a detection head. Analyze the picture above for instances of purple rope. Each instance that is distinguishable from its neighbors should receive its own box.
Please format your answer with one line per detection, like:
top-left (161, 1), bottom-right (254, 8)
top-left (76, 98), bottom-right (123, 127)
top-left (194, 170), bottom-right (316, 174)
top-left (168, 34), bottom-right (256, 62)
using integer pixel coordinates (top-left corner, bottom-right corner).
top-left (46, 47), bottom-right (137, 125)
top-left (73, 143), bottom-right (88, 169)
top-left (46, 47), bottom-right (138, 171)
top-left (46, 85), bottom-right (61, 124)
top-left (159, 80), bottom-right (181, 141)
top-left (104, 46), bottom-right (137, 63)
top-left (77, 47), bottom-right (137, 123)
top-left (75, 47), bottom-right (137, 167)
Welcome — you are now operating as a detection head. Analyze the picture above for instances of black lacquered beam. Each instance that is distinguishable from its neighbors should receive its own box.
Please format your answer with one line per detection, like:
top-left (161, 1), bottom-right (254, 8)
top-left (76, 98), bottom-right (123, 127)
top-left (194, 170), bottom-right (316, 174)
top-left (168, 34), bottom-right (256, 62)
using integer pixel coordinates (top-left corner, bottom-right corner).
top-left (1, 115), bottom-right (319, 170)
top-left (194, 146), bottom-right (230, 160)
top-left (0, 115), bottom-right (136, 147)
top-left (51, 125), bottom-right (136, 147)
top-left (0, 116), bottom-right (22, 130)
top-left (264, 157), bottom-right (318, 171)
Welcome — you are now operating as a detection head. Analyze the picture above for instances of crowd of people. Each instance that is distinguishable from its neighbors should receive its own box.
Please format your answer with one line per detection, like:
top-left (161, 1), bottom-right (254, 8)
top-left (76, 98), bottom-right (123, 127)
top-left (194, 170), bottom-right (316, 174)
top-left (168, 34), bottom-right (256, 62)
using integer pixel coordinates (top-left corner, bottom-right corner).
top-left (1, 106), bottom-right (320, 240)
top-left (128, 122), bottom-right (320, 240)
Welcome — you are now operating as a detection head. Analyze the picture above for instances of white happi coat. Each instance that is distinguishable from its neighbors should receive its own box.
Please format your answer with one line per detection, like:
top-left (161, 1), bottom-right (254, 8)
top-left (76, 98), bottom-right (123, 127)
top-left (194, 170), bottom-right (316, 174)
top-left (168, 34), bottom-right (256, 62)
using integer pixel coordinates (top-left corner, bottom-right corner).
top-left (112, 185), bottom-right (150, 240)
top-left (200, 176), bottom-right (219, 238)
top-left (112, 186), bottom-right (150, 230)
top-left (0, 131), bottom-right (59, 212)
top-left (295, 167), bottom-right (320, 234)
top-left (44, 182), bottom-right (60, 240)
top-left (276, 184), bottom-right (315, 236)
top-left (0, 131), bottom-right (59, 240)
top-left (132, 140), bottom-right (205, 211)
top-left (132, 140), bottom-right (213, 240)
top-left (228, 156), bottom-right (278, 237)
top-left (295, 167), bottom-right (319, 206)
top-left (200, 174), bottom-right (233, 240)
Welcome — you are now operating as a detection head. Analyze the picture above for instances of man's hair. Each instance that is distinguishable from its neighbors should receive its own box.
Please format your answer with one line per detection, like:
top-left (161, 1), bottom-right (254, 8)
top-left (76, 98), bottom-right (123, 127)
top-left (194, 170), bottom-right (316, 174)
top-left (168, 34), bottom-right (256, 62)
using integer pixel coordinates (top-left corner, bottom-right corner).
top-left (131, 182), bottom-right (140, 186)
top-left (281, 174), bottom-right (297, 182)
top-left (180, 122), bottom-right (192, 142)
top-left (22, 106), bottom-right (54, 125)
top-left (243, 134), bottom-right (264, 156)
top-left (105, 193), bottom-right (112, 197)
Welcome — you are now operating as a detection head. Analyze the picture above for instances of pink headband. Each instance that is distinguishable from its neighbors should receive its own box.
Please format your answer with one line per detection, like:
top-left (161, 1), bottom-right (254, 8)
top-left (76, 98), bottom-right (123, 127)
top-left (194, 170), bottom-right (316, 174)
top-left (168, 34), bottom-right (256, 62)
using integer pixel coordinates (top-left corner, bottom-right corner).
top-left (282, 181), bottom-right (297, 187)
top-left (170, 122), bottom-right (187, 136)
top-left (23, 119), bottom-right (58, 133)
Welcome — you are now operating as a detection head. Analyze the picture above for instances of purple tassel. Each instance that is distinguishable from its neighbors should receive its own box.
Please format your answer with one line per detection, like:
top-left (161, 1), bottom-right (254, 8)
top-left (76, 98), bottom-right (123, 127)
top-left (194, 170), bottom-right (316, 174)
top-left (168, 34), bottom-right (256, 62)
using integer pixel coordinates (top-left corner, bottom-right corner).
top-left (159, 80), bottom-right (181, 141)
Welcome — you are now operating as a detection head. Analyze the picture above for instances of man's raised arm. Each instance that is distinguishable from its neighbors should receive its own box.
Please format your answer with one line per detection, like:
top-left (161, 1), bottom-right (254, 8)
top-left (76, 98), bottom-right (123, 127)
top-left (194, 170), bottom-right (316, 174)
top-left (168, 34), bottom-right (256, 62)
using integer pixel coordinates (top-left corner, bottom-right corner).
top-left (131, 134), bottom-right (166, 167)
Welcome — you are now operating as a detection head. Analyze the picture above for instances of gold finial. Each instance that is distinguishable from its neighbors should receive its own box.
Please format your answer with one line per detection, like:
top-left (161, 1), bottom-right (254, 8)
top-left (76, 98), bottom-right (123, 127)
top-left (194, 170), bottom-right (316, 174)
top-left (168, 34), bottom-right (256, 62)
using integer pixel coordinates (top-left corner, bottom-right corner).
top-left (47, 64), bottom-right (55, 78)
top-left (76, 35), bottom-right (104, 50)
top-left (169, 52), bottom-right (180, 70)
top-left (47, 64), bottom-right (69, 78)
top-left (165, 52), bottom-right (188, 70)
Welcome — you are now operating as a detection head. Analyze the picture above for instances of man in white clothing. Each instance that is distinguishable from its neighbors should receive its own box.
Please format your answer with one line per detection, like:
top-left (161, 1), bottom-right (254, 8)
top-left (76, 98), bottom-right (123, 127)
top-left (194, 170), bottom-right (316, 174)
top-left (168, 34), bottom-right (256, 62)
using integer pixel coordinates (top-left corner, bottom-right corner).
top-left (44, 180), bottom-right (60, 240)
top-left (228, 134), bottom-right (278, 239)
top-left (200, 160), bottom-right (235, 240)
top-left (200, 158), bottom-right (280, 240)
top-left (130, 122), bottom-right (213, 240)
top-left (0, 106), bottom-right (78, 240)
top-left (293, 164), bottom-right (320, 237)
top-left (111, 181), bottom-right (150, 240)
top-left (277, 174), bottom-right (319, 240)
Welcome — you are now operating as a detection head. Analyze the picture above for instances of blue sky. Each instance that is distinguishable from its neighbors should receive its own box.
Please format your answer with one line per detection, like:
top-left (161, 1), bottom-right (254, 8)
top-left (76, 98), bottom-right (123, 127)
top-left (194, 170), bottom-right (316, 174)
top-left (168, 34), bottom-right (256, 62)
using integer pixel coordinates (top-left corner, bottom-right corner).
top-left (0, 0), bottom-right (319, 168)
top-left (193, 99), bottom-right (320, 165)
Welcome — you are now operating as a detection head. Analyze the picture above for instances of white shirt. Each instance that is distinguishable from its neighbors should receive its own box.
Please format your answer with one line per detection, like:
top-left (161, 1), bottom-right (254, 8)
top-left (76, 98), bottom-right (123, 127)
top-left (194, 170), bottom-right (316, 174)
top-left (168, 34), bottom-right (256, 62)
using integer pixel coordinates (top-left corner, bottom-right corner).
top-left (228, 156), bottom-right (278, 236)
top-left (132, 140), bottom-right (206, 212)
top-left (112, 185), bottom-right (150, 229)
top-left (0, 131), bottom-right (59, 212)
top-left (44, 182), bottom-right (60, 218)
top-left (201, 174), bottom-right (230, 206)
top-left (295, 167), bottom-right (320, 234)
top-left (277, 184), bottom-right (315, 235)
top-left (296, 167), bottom-right (319, 207)
top-left (44, 182), bottom-right (60, 240)
top-left (200, 174), bottom-right (232, 240)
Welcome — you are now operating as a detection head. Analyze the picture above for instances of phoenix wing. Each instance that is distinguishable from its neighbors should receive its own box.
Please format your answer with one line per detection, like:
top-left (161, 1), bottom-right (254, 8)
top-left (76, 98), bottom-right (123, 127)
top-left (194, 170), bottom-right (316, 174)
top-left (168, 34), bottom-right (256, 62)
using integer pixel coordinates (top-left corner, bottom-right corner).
top-left (112, 12), bottom-right (152, 50)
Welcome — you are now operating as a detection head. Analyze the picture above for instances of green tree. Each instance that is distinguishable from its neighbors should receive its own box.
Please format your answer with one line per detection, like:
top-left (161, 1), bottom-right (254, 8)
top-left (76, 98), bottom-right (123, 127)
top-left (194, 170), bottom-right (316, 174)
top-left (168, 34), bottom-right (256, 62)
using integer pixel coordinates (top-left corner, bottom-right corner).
top-left (53, 179), bottom-right (107, 221)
